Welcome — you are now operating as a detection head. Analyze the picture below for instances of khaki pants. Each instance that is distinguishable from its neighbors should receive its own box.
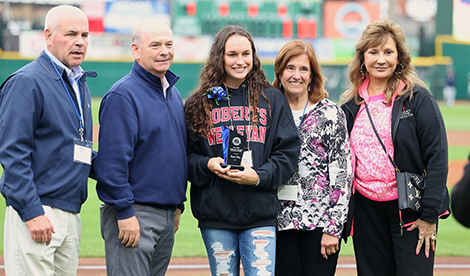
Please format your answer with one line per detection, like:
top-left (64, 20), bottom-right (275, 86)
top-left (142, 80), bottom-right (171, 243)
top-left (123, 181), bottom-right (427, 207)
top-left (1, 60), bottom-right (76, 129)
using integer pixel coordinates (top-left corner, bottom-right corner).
top-left (4, 205), bottom-right (81, 276)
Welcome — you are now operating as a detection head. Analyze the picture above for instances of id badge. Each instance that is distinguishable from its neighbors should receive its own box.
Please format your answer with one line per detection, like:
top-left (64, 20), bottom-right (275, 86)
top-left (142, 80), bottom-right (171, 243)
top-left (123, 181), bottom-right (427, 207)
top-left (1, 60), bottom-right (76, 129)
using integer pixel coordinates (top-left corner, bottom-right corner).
top-left (278, 184), bottom-right (298, 201)
top-left (73, 138), bottom-right (92, 165)
top-left (241, 150), bottom-right (253, 167)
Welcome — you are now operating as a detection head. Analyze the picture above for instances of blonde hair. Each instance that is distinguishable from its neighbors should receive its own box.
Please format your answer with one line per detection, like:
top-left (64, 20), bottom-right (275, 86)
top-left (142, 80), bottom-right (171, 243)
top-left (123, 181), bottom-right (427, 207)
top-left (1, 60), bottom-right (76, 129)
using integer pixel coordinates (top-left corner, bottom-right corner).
top-left (340, 19), bottom-right (426, 105)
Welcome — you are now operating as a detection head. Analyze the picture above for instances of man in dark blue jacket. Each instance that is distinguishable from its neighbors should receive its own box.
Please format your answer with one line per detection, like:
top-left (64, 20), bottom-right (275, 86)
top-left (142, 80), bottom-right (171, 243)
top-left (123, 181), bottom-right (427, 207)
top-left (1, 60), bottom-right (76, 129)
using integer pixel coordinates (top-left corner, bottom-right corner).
top-left (0, 5), bottom-right (95, 275)
top-left (94, 19), bottom-right (187, 276)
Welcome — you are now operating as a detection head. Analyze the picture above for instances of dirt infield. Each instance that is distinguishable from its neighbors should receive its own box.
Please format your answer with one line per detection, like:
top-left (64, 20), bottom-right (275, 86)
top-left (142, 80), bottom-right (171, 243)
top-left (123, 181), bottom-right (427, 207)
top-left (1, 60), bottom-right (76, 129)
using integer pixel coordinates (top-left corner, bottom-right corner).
top-left (165, 256), bottom-right (470, 276)
top-left (446, 130), bottom-right (470, 187)
top-left (447, 130), bottom-right (470, 147)
top-left (78, 256), bottom-right (470, 276)
top-left (1, 256), bottom-right (469, 276)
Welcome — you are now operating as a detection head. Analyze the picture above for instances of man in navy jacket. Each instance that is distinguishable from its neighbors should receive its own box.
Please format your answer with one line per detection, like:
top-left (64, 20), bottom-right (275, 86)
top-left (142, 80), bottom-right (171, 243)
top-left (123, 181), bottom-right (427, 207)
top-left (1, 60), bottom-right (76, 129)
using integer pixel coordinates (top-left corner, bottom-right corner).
top-left (94, 19), bottom-right (187, 276)
top-left (0, 5), bottom-right (95, 275)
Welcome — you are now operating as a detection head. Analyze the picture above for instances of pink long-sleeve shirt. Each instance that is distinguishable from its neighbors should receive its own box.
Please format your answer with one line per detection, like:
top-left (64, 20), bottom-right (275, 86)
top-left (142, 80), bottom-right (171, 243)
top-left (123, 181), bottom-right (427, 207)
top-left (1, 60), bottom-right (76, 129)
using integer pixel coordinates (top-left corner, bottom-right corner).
top-left (350, 78), bottom-right (405, 201)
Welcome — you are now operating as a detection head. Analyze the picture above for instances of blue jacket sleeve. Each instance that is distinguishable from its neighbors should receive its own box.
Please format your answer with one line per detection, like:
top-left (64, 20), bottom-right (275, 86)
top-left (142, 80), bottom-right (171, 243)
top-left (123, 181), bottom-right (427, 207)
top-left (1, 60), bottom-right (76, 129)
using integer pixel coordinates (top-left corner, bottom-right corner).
top-left (95, 92), bottom-right (138, 220)
top-left (0, 75), bottom-right (45, 221)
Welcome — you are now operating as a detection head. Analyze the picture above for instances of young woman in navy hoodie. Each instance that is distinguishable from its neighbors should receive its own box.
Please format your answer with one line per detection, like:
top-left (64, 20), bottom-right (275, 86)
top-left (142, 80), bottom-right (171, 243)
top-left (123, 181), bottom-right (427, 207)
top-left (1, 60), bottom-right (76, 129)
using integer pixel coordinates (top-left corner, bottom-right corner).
top-left (184, 26), bottom-right (300, 275)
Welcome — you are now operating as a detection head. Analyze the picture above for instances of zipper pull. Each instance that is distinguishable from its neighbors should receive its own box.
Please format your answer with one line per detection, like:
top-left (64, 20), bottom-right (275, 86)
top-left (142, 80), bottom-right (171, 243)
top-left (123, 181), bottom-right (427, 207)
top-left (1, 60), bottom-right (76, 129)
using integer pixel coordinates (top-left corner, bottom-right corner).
top-left (400, 220), bottom-right (404, 236)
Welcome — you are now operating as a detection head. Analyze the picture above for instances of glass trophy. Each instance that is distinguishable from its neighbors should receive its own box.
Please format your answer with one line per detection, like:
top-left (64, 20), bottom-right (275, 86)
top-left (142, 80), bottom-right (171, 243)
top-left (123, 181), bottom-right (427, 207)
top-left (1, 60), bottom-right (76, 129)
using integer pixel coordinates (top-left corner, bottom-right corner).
top-left (221, 125), bottom-right (246, 171)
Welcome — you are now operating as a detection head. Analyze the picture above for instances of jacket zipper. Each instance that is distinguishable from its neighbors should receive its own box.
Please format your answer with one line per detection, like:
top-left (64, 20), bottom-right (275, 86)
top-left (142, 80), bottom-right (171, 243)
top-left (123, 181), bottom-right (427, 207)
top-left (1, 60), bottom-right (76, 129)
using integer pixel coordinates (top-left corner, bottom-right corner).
top-left (164, 91), bottom-right (174, 122)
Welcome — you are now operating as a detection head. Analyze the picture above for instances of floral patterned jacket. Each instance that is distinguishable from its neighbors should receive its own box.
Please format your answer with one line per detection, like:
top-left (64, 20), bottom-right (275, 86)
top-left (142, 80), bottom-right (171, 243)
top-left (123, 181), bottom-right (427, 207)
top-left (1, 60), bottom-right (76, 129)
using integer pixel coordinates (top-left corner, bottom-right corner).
top-left (277, 99), bottom-right (353, 238)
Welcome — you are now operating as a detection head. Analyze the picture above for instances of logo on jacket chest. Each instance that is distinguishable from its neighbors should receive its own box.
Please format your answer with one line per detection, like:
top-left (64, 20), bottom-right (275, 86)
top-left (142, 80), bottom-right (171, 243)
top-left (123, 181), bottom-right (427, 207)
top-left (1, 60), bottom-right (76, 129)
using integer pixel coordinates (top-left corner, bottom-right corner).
top-left (400, 109), bottom-right (414, 119)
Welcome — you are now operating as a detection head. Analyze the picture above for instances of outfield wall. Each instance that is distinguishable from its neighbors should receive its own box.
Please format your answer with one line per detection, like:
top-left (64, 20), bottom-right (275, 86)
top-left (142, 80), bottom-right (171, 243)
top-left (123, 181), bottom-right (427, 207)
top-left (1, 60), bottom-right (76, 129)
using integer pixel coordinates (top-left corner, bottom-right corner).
top-left (0, 56), bottom-right (453, 101)
top-left (436, 35), bottom-right (470, 100)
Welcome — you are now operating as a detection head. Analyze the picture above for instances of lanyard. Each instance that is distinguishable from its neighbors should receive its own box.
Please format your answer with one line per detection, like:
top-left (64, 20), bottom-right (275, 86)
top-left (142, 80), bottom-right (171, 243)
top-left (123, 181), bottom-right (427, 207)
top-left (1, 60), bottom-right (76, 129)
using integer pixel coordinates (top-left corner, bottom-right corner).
top-left (297, 98), bottom-right (309, 130)
top-left (48, 57), bottom-right (86, 141)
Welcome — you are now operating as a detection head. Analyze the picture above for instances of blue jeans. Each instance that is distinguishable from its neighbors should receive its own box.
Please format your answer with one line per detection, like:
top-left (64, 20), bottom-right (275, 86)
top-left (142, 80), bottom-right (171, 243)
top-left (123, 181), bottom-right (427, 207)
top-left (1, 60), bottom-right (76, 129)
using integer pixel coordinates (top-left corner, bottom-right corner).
top-left (201, 226), bottom-right (276, 276)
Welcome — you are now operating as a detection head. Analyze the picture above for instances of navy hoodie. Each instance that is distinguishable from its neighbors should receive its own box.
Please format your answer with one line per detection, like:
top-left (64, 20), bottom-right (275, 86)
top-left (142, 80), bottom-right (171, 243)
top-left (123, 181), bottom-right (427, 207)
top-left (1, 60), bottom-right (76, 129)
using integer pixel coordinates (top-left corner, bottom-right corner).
top-left (187, 82), bottom-right (300, 229)
top-left (94, 61), bottom-right (187, 220)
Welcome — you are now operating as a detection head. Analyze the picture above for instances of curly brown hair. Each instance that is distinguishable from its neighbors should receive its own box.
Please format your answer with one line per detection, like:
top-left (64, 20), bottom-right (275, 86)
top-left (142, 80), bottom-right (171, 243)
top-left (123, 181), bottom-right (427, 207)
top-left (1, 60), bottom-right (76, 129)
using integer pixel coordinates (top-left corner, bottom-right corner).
top-left (185, 25), bottom-right (271, 138)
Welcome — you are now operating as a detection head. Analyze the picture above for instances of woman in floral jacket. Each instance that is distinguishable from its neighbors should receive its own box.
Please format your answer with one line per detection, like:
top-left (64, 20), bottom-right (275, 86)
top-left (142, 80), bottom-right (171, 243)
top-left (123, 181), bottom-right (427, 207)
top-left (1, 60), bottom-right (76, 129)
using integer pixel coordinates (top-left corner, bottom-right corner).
top-left (273, 40), bottom-right (353, 276)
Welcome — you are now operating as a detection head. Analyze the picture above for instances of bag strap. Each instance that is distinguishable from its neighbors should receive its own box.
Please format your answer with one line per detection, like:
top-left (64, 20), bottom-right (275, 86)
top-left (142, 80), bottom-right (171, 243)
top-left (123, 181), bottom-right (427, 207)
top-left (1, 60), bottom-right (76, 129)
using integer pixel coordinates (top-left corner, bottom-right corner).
top-left (363, 101), bottom-right (400, 172)
top-left (364, 101), bottom-right (428, 178)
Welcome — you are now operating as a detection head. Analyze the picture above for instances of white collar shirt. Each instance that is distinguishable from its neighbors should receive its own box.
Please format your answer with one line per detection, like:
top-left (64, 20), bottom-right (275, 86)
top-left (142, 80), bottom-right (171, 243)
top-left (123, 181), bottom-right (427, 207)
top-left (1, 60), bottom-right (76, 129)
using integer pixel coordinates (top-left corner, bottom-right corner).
top-left (45, 49), bottom-right (85, 128)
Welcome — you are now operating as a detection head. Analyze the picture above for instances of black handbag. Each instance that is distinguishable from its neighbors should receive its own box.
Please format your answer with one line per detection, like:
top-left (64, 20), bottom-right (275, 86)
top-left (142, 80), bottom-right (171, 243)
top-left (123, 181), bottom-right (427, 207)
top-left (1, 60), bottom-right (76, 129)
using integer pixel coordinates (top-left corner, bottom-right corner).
top-left (395, 171), bottom-right (426, 212)
top-left (363, 102), bottom-right (426, 213)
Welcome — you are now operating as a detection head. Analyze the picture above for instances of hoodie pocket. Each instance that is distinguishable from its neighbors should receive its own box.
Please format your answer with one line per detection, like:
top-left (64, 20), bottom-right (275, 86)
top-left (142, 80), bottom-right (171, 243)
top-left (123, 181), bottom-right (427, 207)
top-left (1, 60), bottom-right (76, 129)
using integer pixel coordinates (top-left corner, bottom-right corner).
top-left (201, 181), bottom-right (278, 220)
top-left (203, 180), bottom-right (219, 205)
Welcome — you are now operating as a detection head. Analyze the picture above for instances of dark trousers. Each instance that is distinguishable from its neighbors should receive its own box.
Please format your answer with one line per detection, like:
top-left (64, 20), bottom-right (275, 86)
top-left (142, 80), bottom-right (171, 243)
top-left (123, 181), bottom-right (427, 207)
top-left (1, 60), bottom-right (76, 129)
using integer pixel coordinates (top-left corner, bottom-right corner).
top-left (353, 192), bottom-right (435, 276)
top-left (275, 228), bottom-right (339, 276)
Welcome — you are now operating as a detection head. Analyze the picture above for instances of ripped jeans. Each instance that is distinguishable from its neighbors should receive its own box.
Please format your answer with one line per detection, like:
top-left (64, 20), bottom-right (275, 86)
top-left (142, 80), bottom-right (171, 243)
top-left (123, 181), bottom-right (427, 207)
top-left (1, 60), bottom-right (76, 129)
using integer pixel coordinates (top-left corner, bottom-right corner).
top-left (201, 226), bottom-right (276, 276)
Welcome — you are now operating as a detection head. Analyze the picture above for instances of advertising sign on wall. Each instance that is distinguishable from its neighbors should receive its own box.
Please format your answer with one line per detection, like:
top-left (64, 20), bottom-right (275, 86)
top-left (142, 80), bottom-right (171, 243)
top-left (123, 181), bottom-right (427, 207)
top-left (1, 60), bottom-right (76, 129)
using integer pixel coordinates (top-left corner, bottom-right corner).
top-left (453, 0), bottom-right (470, 41)
top-left (323, 1), bottom-right (380, 39)
top-left (104, 1), bottom-right (170, 34)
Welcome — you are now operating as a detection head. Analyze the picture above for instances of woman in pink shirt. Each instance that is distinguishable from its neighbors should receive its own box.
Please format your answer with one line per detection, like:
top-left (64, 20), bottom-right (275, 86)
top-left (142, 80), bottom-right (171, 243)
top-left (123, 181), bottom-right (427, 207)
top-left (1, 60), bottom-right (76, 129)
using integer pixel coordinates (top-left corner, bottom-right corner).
top-left (340, 19), bottom-right (450, 276)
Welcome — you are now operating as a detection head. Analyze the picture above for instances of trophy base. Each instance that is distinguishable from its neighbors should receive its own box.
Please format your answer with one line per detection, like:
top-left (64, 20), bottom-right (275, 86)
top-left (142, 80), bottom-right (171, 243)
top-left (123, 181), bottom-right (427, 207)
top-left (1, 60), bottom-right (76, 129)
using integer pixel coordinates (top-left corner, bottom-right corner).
top-left (221, 163), bottom-right (245, 171)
